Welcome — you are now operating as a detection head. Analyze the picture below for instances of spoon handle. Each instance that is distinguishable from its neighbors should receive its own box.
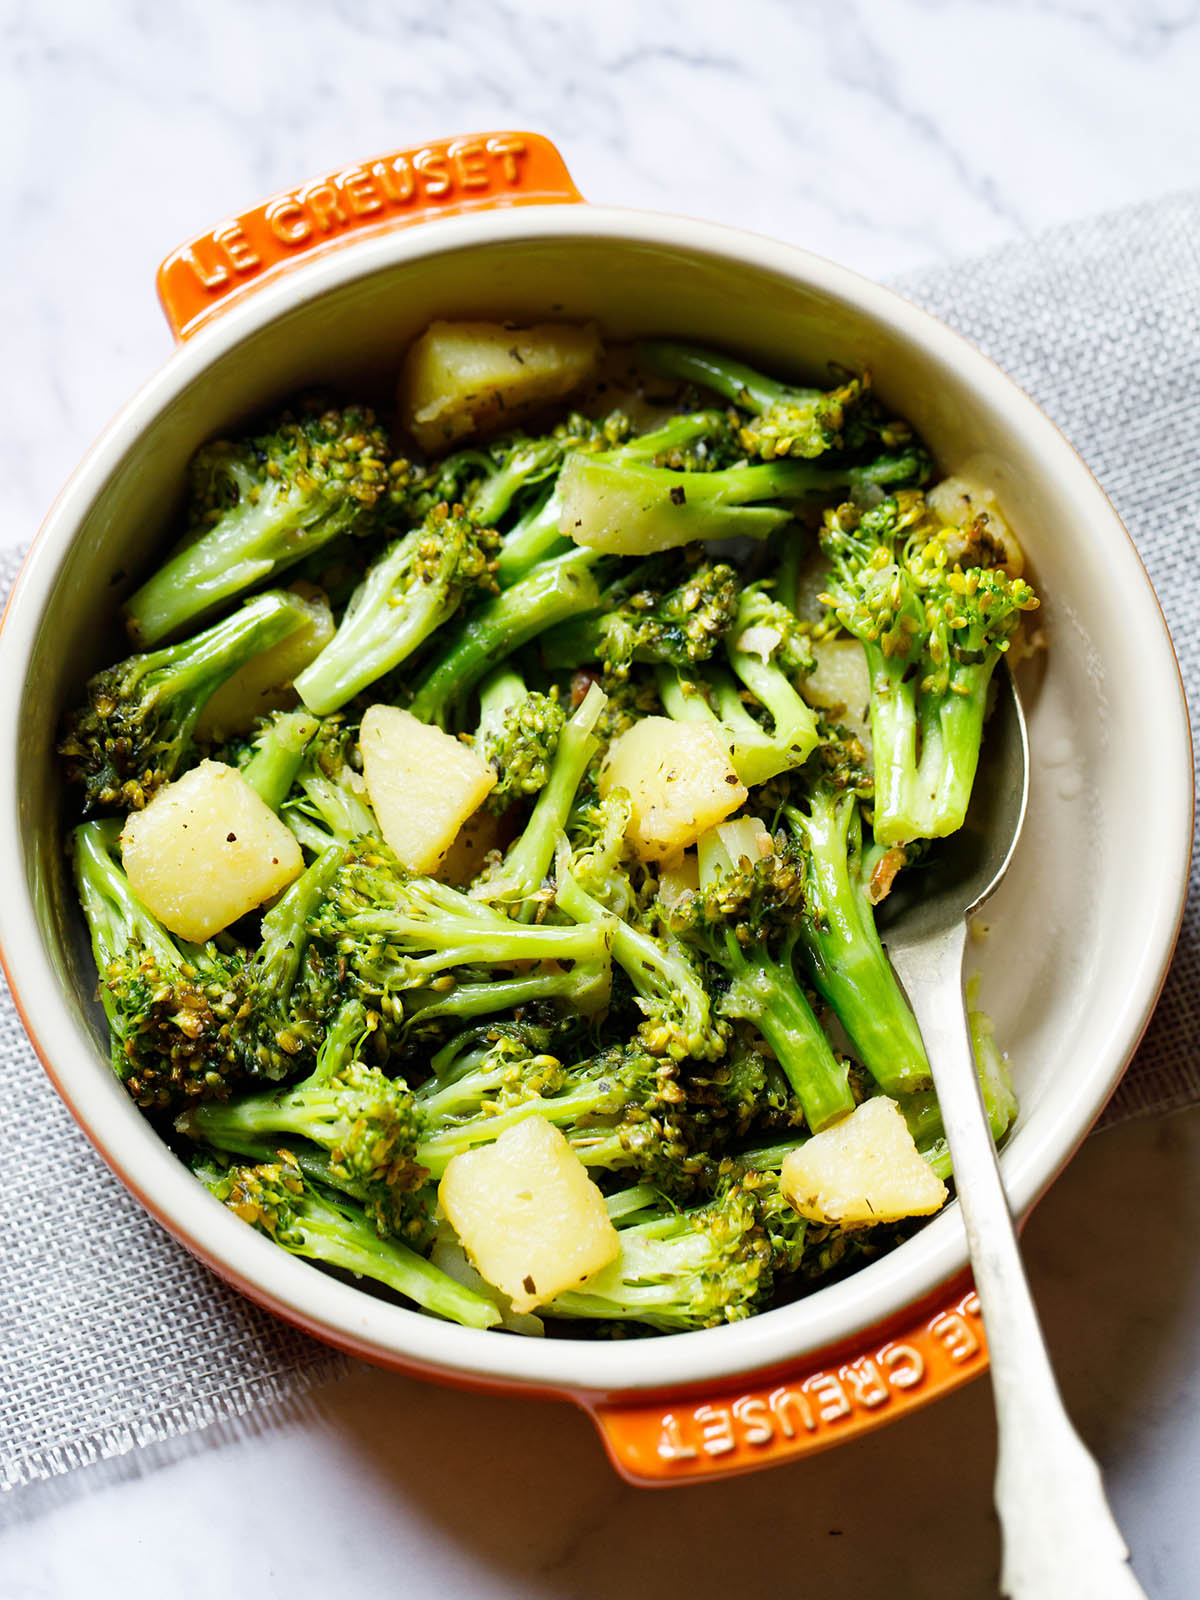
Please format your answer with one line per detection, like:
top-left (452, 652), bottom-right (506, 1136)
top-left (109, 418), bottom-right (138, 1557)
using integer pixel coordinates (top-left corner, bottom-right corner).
top-left (889, 923), bottom-right (1147, 1600)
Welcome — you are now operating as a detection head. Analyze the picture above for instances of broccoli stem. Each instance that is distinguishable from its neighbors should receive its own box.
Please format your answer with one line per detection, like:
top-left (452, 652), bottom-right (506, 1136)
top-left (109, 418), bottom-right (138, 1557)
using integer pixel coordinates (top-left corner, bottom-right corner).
top-left (254, 845), bottom-right (343, 1000)
top-left (415, 1077), bottom-right (621, 1176)
top-left (240, 711), bottom-right (319, 811)
top-left (786, 794), bottom-right (930, 1097)
top-left (656, 667), bottom-right (803, 788)
top-left (725, 636), bottom-right (820, 769)
top-left (294, 544), bottom-right (460, 715)
top-left (495, 490), bottom-right (572, 585)
top-left (128, 491), bottom-right (356, 649)
top-left (719, 950), bottom-right (854, 1132)
top-left (407, 549), bottom-right (602, 727)
top-left (638, 340), bottom-right (817, 412)
top-left (73, 820), bottom-right (181, 1022)
top-left (403, 959), bottom-right (612, 1026)
top-left (867, 655), bottom-right (997, 845)
top-left (554, 846), bottom-right (720, 1061)
top-left (480, 682), bottom-right (606, 902)
top-left (200, 1161), bottom-right (498, 1329)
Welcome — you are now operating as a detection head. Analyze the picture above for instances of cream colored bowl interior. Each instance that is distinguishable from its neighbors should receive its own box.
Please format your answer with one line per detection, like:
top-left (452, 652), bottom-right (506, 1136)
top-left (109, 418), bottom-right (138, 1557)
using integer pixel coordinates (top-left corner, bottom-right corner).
top-left (1, 209), bottom-right (1190, 1397)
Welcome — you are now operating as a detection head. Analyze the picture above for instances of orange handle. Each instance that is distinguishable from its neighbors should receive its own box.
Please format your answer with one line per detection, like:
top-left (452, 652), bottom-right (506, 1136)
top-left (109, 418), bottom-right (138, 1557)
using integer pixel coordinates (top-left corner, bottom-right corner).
top-left (587, 1276), bottom-right (986, 1485)
top-left (157, 131), bottom-right (583, 341)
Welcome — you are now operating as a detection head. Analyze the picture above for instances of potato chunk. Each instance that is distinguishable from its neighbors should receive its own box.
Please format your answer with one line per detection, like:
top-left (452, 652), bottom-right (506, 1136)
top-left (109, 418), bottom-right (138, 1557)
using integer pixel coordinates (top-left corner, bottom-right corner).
top-left (434, 806), bottom-right (510, 888)
top-left (400, 320), bottom-right (601, 453)
top-left (780, 1097), bottom-right (948, 1227)
top-left (360, 704), bottom-right (496, 874)
top-left (439, 1117), bottom-right (619, 1314)
top-left (120, 760), bottom-right (303, 942)
top-left (195, 591), bottom-right (335, 739)
top-left (600, 717), bottom-right (747, 861)
top-left (804, 637), bottom-right (871, 744)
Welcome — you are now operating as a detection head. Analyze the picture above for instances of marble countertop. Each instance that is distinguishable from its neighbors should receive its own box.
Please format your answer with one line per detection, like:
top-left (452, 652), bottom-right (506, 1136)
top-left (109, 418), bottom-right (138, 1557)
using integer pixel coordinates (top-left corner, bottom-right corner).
top-left (3, 2), bottom-right (1200, 1595)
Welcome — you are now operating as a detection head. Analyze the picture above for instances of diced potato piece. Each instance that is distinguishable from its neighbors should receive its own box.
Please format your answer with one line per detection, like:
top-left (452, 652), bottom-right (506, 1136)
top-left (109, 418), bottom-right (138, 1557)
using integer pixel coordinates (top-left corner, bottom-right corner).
top-left (805, 637), bottom-right (871, 743)
top-left (714, 815), bottom-right (773, 868)
top-left (434, 806), bottom-right (510, 888)
top-left (780, 1097), bottom-right (948, 1227)
top-left (600, 717), bottom-right (747, 862)
top-left (195, 591), bottom-right (335, 739)
top-left (657, 850), bottom-right (699, 911)
top-left (120, 760), bottom-right (303, 942)
top-left (429, 1237), bottom-right (545, 1336)
top-left (400, 320), bottom-right (602, 453)
top-left (439, 1117), bottom-right (619, 1314)
top-left (360, 705), bottom-right (496, 874)
top-left (925, 474), bottom-right (1024, 577)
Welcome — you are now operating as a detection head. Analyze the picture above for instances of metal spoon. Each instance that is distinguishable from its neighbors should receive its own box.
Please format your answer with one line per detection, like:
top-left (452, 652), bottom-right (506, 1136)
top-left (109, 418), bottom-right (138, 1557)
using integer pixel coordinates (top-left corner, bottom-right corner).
top-left (878, 670), bottom-right (1147, 1600)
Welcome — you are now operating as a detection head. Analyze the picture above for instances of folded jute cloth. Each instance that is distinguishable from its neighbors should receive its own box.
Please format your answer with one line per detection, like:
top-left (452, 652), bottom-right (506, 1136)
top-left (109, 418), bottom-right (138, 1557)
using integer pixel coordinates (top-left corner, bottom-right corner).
top-left (1, 189), bottom-right (1195, 1520)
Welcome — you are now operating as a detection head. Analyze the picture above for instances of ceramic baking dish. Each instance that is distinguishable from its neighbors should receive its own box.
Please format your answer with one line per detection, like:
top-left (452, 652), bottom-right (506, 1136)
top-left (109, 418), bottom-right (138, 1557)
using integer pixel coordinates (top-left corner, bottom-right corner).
top-left (0, 132), bottom-right (1190, 1484)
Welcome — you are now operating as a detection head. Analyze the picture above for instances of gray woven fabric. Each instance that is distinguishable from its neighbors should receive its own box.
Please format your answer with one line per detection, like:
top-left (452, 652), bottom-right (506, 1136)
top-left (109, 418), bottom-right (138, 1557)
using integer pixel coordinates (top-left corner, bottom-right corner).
top-left (1, 192), bottom-right (1196, 1515)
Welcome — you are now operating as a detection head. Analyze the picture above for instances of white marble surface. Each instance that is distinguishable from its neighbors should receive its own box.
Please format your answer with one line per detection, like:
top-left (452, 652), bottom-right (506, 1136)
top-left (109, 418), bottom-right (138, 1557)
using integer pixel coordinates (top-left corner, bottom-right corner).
top-left (3, 1), bottom-right (1200, 1595)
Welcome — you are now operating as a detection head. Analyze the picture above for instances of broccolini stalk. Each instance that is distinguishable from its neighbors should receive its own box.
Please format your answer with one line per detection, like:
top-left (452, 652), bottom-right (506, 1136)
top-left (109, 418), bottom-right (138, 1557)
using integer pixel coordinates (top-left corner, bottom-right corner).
top-left (61, 590), bottom-right (314, 814)
top-left (294, 506), bottom-right (500, 715)
top-left (820, 493), bottom-right (1039, 844)
top-left (178, 1000), bottom-right (428, 1237)
top-left (239, 710), bottom-right (320, 811)
top-left (406, 547), bottom-right (603, 729)
top-left (784, 784), bottom-right (930, 1098)
top-left (126, 404), bottom-right (390, 646)
top-left (667, 831), bottom-right (855, 1132)
top-left (196, 1151), bottom-right (500, 1329)
top-left (554, 806), bottom-right (725, 1062)
top-left (474, 682), bottom-right (606, 903)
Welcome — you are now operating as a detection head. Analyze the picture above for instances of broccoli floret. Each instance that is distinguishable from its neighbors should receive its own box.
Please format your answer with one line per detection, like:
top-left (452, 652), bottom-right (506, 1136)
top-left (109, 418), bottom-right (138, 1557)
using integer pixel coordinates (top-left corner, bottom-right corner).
top-left (556, 400), bottom-right (926, 556)
top-left (554, 796), bottom-right (727, 1063)
top-left (74, 822), bottom-right (346, 1108)
top-left (307, 844), bottom-right (614, 1028)
top-left (406, 546), bottom-right (605, 730)
top-left (472, 681), bottom-right (606, 904)
top-left (638, 340), bottom-right (926, 469)
top-left (177, 1000), bottom-right (428, 1238)
top-left (665, 831), bottom-right (855, 1133)
top-left (541, 551), bottom-right (742, 680)
top-left (293, 505), bottom-right (500, 715)
top-left (413, 1039), bottom-right (714, 1199)
top-left (236, 709), bottom-right (320, 811)
top-left (61, 590), bottom-right (315, 813)
top-left (278, 717), bottom-right (378, 853)
top-left (486, 411), bottom-right (636, 584)
top-left (73, 819), bottom-right (248, 1109)
top-left (474, 666), bottom-right (567, 815)
top-left (195, 1149), bottom-right (500, 1329)
top-left (126, 403), bottom-right (391, 646)
top-left (819, 491), bottom-right (1039, 843)
top-left (655, 582), bottom-right (819, 790)
top-left (549, 1174), bottom-right (776, 1331)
